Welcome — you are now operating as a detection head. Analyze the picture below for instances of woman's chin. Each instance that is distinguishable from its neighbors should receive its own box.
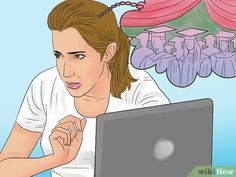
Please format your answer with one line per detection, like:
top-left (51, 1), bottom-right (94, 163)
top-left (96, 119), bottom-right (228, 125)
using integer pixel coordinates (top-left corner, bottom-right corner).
top-left (67, 88), bottom-right (84, 98)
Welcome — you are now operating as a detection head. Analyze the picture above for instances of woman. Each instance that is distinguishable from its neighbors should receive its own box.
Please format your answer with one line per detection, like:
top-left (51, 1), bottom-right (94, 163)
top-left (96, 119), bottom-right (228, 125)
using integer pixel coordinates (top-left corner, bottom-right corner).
top-left (0, 0), bottom-right (170, 176)
top-left (179, 37), bottom-right (201, 87)
top-left (130, 32), bottom-right (155, 69)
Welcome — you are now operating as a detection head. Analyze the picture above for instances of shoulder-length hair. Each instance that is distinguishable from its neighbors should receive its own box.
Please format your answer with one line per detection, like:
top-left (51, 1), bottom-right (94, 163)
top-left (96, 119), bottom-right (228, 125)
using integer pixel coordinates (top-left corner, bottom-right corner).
top-left (47, 0), bottom-right (137, 98)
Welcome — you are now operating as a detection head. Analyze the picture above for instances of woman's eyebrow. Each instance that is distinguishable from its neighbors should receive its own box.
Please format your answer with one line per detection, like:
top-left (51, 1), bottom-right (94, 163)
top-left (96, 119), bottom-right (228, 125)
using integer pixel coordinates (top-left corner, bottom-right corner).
top-left (67, 51), bottom-right (86, 54)
top-left (54, 50), bottom-right (61, 54)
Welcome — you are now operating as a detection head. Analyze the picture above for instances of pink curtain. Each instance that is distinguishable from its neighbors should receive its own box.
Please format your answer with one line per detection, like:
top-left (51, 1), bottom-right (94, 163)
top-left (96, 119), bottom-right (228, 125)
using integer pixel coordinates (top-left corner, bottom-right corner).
top-left (204, 0), bottom-right (236, 30)
top-left (121, 0), bottom-right (201, 27)
top-left (120, 0), bottom-right (236, 30)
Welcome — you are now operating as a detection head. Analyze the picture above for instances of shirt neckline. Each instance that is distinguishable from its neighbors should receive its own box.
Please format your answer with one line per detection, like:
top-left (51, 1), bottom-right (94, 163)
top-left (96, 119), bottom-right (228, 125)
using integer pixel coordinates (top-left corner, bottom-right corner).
top-left (72, 92), bottom-right (116, 119)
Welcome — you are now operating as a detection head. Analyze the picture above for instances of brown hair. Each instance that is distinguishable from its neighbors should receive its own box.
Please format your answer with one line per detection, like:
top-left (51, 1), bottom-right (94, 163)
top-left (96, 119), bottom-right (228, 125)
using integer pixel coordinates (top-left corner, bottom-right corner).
top-left (47, 0), bottom-right (137, 98)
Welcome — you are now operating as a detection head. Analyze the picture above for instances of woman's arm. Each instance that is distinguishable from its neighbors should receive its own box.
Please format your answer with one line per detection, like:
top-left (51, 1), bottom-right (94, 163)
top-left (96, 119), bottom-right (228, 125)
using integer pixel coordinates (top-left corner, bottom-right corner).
top-left (0, 154), bottom-right (59, 177)
top-left (0, 115), bottom-right (87, 177)
top-left (0, 122), bottom-right (54, 177)
top-left (0, 123), bottom-right (42, 162)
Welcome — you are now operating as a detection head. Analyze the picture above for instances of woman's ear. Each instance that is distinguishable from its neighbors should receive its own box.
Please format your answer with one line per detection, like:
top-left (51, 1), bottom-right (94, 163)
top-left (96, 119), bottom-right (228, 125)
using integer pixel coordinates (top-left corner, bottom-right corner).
top-left (103, 43), bottom-right (117, 62)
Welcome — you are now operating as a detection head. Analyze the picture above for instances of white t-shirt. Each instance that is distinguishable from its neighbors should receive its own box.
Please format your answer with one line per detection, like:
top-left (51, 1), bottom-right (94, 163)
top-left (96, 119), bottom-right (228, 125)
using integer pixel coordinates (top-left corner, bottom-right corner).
top-left (16, 64), bottom-right (170, 177)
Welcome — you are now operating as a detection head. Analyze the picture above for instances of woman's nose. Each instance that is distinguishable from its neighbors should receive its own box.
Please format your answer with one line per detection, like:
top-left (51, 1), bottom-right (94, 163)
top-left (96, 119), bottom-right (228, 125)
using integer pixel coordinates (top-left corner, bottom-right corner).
top-left (63, 61), bottom-right (75, 78)
top-left (152, 40), bottom-right (158, 49)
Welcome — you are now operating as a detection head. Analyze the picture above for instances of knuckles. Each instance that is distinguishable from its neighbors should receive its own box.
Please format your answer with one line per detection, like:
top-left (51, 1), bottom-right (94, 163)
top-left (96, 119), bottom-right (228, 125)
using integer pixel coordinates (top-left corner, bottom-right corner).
top-left (59, 115), bottom-right (81, 124)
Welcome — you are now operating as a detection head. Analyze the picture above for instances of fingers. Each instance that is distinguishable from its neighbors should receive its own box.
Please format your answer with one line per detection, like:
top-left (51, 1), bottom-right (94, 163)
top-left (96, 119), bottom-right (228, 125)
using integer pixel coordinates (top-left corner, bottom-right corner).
top-left (73, 119), bottom-right (87, 143)
top-left (58, 115), bottom-right (78, 124)
top-left (53, 121), bottom-right (77, 141)
top-left (52, 115), bottom-right (87, 146)
top-left (50, 128), bottom-right (71, 146)
top-left (58, 115), bottom-right (87, 132)
top-left (71, 118), bottom-right (87, 132)
top-left (81, 118), bottom-right (87, 131)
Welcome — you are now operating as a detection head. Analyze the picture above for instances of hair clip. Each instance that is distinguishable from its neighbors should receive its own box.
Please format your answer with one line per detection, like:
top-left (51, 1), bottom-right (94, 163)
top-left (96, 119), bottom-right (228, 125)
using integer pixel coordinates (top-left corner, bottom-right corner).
top-left (97, 1), bottom-right (144, 18)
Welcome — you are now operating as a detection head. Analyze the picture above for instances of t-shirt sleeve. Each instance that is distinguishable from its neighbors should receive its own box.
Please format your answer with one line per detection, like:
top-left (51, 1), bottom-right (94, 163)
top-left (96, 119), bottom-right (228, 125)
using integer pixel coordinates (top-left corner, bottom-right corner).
top-left (123, 68), bottom-right (170, 108)
top-left (16, 75), bottom-right (47, 133)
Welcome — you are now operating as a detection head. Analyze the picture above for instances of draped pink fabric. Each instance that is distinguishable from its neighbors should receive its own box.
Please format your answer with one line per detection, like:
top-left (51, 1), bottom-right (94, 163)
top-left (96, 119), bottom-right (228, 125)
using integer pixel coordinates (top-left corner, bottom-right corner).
top-left (120, 0), bottom-right (236, 30)
top-left (204, 0), bottom-right (236, 30)
top-left (120, 0), bottom-right (201, 27)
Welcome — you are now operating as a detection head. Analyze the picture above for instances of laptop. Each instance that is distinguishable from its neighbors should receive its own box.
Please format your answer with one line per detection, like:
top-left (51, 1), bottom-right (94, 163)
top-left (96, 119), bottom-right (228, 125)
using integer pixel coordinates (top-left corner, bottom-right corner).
top-left (94, 98), bottom-right (213, 177)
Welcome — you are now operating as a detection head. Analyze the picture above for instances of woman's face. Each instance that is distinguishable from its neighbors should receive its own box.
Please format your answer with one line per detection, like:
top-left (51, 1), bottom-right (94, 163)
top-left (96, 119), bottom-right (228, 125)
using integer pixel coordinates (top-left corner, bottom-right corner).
top-left (184, 39), bottom-right (195, 50)
top-left (152, 36), bottom-right (166, 50)
top-left (219, 40), bottom-right (229, 51)
top-left (52, 28), bottom-right (106, 97)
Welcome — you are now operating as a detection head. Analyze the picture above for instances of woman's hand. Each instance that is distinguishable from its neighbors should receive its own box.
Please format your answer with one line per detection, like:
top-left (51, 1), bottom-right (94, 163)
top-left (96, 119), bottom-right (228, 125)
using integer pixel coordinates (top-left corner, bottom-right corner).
top-left (49, 115), bottom-right (87, 166)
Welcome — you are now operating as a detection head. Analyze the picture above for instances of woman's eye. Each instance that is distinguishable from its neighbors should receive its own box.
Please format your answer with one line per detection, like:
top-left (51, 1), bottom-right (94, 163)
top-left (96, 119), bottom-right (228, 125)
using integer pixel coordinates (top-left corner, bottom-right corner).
top-left (74, 54), bottom-right (85, 60)
top-left (54, 53), bottom-right (61, 59)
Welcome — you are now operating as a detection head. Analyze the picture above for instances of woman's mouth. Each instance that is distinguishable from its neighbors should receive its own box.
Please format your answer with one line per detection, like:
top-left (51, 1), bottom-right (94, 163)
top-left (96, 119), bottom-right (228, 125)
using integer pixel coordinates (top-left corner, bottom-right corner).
top-left (66, 82), bottom-right (81, 89)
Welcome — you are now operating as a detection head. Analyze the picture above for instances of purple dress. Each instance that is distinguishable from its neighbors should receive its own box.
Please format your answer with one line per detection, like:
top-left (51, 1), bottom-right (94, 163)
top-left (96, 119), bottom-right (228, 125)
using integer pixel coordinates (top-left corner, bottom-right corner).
top-left (150, 52), bottom-right (177, 74)
top-left (199, 54), bottom-right (212, 78)
top-left (131, 47), bottom-right (155, 69)
top-left (210, 52), bottom-right (236, 78)
top-left (167, 59), bottom-right (181, 86)
top-left (179, 53), bottom-right (200, 87)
